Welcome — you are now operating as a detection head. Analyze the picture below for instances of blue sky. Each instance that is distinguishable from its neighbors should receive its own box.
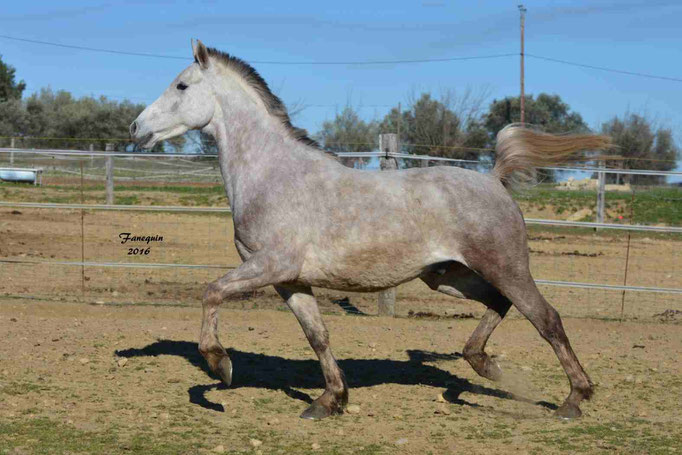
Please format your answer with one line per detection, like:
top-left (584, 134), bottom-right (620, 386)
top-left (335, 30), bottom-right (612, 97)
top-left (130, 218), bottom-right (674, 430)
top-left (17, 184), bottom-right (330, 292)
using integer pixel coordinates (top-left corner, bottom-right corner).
top-left (2, 0), bottom-right (681, 147)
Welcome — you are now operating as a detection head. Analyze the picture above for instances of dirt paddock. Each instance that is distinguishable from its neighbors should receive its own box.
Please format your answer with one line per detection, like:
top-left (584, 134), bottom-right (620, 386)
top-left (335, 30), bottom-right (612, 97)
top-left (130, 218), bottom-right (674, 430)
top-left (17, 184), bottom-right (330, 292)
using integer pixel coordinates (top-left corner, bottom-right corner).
top-left (1, 300), bottom-right (681, 454)
top-left (1, 206), bottom-right (681, 454)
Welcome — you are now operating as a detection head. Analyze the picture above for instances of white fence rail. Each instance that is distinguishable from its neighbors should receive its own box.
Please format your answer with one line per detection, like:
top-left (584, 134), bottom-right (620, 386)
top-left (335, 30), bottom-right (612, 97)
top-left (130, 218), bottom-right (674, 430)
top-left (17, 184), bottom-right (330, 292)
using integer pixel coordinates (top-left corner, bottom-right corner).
top-left (2, 202), bottom-right (680, 234)
top-left (1, 147), bottom-right (680, 307)
top-left (337, 151), bottom-right (682, 176)
top-left (2, 257), bottom-right (681, 295)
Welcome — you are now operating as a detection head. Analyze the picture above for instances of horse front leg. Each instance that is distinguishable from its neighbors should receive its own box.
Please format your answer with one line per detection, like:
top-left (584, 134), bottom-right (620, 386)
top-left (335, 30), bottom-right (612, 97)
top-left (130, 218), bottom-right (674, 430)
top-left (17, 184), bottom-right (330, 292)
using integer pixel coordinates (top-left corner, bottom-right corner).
top-left (199, 252), bottom-right (296, 386)
top-left (275, 285), bottom-right (348, 420)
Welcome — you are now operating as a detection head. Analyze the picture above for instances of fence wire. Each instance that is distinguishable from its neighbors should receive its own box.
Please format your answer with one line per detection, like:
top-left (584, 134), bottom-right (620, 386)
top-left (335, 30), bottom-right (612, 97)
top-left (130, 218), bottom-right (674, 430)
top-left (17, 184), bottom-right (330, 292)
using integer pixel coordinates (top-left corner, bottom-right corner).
top-left (0, 148), bottom-right (679, 319)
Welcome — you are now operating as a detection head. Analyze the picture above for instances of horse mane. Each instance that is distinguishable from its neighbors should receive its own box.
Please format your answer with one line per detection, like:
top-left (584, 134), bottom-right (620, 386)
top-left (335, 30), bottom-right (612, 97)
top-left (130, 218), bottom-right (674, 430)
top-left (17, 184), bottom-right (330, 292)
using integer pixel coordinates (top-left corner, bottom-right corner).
top-left (206, 47), bottom-right (336, 158)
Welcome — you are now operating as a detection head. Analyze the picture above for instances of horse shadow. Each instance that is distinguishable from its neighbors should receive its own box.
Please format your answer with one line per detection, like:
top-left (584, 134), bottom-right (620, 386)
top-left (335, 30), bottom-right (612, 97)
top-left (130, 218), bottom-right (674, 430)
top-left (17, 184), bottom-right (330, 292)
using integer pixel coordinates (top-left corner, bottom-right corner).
top-left (115, 340), bottom-right (557, 413)
top-left (330, 297), bottom-right (369, 316)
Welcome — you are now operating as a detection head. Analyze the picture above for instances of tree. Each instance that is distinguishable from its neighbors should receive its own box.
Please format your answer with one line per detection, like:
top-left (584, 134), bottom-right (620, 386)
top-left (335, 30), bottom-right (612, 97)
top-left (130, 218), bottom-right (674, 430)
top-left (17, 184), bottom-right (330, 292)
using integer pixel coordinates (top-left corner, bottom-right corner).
top-left (485, 93), bottom-right (588, 137)
top-left (1, 88), bottom-right (171, 151)
top-left (0, 56), bottom-right (27, 143)
top-left (0, 98), bottom-right (26, 137)
top-left (600, 114), bottom-right (678, 184)
top-left (21, 88), bottom-right (147, 150)
top-left (379, 91), bottom-right (489, 165)
top-left (485, 93), bottom-right (589, 182)
top-left (315, 106), bottom-right (378, 167)
top-left (0, 54), bottom-right (177, 151)
top-left (0, 55), bottom-right (25, 102)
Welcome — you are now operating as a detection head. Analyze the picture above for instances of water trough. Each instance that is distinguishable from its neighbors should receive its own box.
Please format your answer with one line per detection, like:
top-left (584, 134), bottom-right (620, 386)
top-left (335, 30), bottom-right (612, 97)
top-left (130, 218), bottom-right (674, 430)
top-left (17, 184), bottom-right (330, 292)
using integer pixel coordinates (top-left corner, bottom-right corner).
top-left (0, 168), bottom-right (43, 185)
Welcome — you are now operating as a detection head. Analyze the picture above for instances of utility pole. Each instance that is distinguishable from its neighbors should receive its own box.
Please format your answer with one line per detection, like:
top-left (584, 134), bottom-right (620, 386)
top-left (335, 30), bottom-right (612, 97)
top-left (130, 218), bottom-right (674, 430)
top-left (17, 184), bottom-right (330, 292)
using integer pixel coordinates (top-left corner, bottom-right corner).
top-left (397, 102), bottom-right (402, 148)
top-left (519, 4), bottom-right (527, 124)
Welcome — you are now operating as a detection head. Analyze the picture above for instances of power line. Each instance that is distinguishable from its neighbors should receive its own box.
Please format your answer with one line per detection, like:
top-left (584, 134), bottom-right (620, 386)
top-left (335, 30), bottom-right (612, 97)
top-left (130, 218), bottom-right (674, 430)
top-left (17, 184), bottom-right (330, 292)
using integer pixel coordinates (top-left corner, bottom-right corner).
top-left (527, 53), bottom-right (682, 83)
top-left (0, 34), bottom-right (189, 60)
top-left (3, 33), bottom-right (681, 81)
top-left (0, 34), bottom-right (514, 65)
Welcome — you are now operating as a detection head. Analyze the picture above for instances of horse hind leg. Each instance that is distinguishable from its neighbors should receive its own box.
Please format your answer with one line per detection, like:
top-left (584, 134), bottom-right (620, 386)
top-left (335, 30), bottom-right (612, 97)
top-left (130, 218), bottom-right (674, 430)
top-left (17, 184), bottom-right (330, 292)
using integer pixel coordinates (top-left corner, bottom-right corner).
top-left (481, 269), bottom-right (594, 418)
top-left (424, 261), bottom-right (593, 418)
top-left (421, 262), bottom-right (511, 382)
top-left (462, 306), bottom-right (510, 381)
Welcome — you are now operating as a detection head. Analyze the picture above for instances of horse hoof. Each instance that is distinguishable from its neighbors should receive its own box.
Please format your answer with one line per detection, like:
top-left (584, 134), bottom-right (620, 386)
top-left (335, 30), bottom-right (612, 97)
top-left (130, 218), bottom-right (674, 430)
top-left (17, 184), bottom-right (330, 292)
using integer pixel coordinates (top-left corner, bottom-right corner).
top-left (484, 359), bottom-right (503, 381)
top-left (555, 403), bottom-right (582, 419)
top-left (300, 402), bottom-right (333, 420)
top-left (216, 356), bottom-right (232, 387)
top-left (465, 353), bottom-right (503, 382)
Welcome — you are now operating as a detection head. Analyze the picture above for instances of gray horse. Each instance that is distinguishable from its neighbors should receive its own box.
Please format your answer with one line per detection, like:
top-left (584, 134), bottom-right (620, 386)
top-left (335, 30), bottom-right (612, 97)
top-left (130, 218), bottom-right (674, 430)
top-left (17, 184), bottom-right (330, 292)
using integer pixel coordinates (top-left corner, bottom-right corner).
top-left (130, 40), bottom-right (610, 420)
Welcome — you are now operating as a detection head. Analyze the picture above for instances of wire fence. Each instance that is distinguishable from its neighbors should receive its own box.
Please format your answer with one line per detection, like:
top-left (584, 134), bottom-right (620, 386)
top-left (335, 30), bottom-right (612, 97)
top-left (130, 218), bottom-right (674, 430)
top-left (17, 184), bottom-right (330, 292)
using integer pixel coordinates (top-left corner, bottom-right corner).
top-left (0, 147), bottom-right (679, 320)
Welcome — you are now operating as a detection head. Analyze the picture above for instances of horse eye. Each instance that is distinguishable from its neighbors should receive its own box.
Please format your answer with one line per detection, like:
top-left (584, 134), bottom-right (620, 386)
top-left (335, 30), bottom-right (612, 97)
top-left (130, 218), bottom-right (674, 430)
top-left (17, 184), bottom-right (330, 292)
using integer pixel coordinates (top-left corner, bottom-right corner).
top-left (176, 82), bottom-right (188, 91)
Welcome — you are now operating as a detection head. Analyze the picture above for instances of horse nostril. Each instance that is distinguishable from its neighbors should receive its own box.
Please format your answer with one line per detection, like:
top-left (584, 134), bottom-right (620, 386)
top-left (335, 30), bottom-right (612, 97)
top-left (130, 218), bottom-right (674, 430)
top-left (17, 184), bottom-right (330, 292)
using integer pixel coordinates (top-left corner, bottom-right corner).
top-left (130, 121), bottom-right (138, 137)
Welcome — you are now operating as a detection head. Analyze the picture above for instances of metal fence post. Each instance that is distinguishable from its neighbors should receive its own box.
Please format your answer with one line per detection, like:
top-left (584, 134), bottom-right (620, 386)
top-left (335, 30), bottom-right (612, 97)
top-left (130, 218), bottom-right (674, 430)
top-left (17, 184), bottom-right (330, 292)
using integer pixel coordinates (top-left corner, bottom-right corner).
top-left (596, 160), bottom-right (605, 227)
top-left (105, 143), bottom-right (114, 205)
top-left (10, 137), bottom-right (15, 166)
top-left (378, 133), bottom-right (398, 316)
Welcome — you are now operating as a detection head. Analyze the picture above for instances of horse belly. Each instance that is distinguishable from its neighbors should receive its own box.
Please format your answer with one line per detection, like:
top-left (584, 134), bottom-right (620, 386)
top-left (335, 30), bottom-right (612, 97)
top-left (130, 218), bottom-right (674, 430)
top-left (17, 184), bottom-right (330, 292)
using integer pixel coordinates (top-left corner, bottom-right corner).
top-left (298, 242), bottom-right (433, 292)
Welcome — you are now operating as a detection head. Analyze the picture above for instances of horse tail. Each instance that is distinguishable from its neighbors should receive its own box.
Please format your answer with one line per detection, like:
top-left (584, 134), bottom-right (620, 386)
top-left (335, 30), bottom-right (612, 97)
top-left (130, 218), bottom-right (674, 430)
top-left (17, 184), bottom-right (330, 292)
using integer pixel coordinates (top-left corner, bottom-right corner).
top-left (492, 123), bottom-right (611, 190)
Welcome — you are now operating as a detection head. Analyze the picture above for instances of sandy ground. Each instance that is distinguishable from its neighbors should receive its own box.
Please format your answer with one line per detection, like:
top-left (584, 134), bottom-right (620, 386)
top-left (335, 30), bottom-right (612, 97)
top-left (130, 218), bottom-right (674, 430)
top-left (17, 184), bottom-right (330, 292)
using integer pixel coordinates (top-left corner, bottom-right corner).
top-left (1, 301), bottom-right (681, 454)
top-left (1, 189), bottom-right (681, 454)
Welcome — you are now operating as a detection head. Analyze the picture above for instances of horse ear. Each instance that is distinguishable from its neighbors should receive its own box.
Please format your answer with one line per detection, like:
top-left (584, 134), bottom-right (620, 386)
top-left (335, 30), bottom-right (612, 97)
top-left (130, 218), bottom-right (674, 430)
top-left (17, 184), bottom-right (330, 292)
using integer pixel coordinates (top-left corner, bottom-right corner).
top-left (191, 39), bottom-right (210, 69)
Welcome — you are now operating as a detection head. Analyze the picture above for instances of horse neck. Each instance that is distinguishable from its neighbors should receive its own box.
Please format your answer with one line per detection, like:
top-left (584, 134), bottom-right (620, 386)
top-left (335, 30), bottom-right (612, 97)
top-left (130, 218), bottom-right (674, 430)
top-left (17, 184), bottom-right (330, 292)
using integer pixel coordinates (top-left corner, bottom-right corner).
top-left (212, 96), bottom-right (328, 207)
